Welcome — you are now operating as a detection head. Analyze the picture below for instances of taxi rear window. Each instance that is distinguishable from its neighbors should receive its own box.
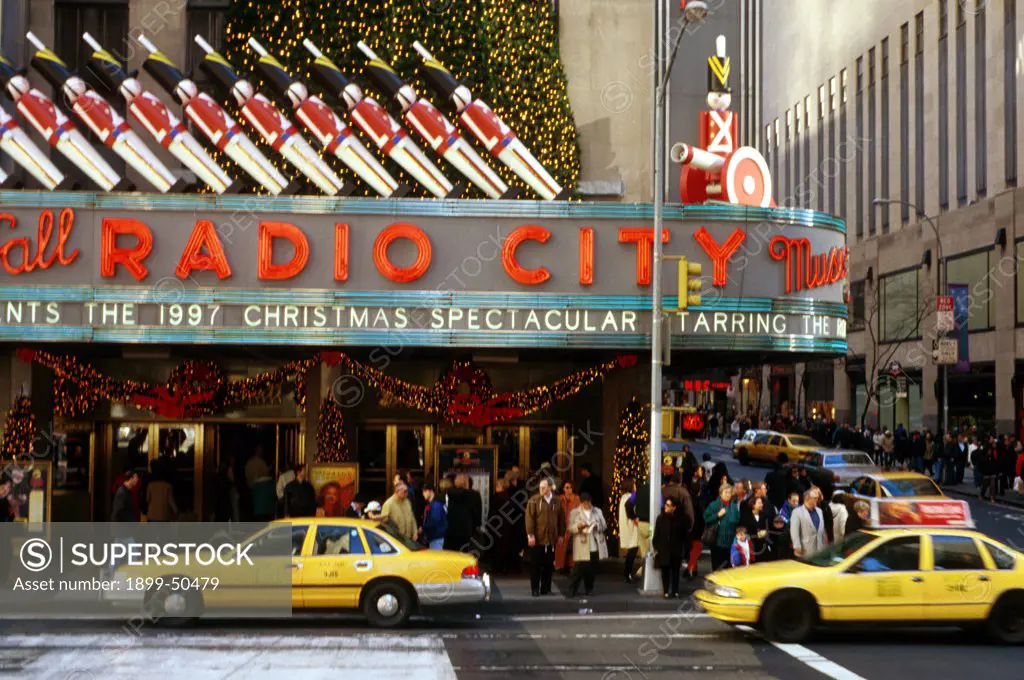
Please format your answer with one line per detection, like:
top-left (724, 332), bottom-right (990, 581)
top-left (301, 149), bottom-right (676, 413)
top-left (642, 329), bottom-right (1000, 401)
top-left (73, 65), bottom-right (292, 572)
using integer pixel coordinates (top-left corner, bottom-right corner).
top-left (982, 541), bottom-right (1017, 570)
top-left (879, 477), bottom-right (942, 497)
top-left (787, 436), bottom-right (819, 448)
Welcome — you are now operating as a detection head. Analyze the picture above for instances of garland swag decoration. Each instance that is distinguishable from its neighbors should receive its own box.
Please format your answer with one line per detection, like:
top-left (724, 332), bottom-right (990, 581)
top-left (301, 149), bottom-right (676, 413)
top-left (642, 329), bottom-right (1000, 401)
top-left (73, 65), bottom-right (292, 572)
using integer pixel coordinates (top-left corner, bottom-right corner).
top-left (15, 349), bottom-right (636, 435)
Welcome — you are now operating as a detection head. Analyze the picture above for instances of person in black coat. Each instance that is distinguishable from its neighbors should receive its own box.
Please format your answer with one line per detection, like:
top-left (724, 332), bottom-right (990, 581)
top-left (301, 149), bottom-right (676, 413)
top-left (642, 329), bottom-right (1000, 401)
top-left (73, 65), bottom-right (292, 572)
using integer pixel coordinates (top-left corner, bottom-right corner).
top-left (705, 462), bottom-right (732, 505)
top-left (766, 513), bottom-right (791, 560)
top-left (845, 500), bottom-right (870, 535)
top-left (763, 454), bottom-right (790, 511)
top-left (444, 483), bottom-right (476, 552)
top-left (741, 496), bottom-right (771, 560)
top-left (652, 497), bottom-right (688, 598)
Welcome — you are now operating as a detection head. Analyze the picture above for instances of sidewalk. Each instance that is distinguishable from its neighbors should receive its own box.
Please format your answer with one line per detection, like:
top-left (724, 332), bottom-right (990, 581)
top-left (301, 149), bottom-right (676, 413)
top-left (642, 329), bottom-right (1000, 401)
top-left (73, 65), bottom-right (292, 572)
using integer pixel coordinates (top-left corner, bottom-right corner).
top-left (941, 480), bottom-right (1024, 509)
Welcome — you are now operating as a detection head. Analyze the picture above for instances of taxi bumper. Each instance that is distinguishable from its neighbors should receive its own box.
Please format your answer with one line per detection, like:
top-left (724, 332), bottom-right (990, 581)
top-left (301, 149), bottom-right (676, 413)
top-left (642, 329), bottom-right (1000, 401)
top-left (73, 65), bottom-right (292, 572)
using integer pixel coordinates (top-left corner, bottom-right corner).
top-left (694, 588), bottom-right (760, 624)
top-left (415, 573), bottom-right (491, 606)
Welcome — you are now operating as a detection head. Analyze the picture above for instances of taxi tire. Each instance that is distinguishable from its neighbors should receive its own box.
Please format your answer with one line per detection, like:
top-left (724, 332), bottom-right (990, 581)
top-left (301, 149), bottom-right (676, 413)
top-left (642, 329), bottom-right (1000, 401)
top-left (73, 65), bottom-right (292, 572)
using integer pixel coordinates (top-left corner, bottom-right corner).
top-left (986, 591), bottom-right (1024, 644)
top-left (147, 583), bottom-right (203, 628)
top-left (737, 449), bottom-right (750, 466)
top-left (363, 580), bottom-right (413, 629)
top-left (761, 590), bottom-right (816, 643)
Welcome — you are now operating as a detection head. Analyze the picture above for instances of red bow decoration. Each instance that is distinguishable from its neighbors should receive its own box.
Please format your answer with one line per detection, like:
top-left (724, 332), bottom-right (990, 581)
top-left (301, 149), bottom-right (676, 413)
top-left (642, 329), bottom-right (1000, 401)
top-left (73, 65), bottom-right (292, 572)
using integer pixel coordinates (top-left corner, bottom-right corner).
top-left (131, 386), bottom-right (217, 419)
top-left (446, 392), bottom-right (527, 428)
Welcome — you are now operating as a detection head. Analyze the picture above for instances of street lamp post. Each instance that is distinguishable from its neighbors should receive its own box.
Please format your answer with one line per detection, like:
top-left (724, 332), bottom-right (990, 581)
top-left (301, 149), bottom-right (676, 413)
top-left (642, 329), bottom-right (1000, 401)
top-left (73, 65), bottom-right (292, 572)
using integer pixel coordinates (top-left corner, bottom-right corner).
top-left (645, 0), bottom-right (707, 595)
top-left (872, 198), bottom-right (946, 434)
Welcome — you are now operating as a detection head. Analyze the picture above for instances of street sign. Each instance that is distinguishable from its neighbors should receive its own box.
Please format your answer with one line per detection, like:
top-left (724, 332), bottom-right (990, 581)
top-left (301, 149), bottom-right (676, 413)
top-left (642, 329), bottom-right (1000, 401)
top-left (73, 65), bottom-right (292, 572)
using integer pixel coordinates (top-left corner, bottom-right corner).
top-left (936, 295), bottom-right (955, 333)
top-left (935, 337), bottom-right (958, 364)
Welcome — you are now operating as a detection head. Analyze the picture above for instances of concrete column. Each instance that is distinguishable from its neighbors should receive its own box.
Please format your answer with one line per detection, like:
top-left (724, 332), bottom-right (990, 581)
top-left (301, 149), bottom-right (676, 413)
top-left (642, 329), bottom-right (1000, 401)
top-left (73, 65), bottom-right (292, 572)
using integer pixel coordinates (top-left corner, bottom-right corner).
top-left (994, 195), bottom-right (1017, 433)
top-left (794, 362), bottom-right (806, 418)
top-left (760, 364), bottom-right (771, 420)
top-left (304, 366), bottom-right (322, 467)
top-left (834, 359), bottom-right (851, 426)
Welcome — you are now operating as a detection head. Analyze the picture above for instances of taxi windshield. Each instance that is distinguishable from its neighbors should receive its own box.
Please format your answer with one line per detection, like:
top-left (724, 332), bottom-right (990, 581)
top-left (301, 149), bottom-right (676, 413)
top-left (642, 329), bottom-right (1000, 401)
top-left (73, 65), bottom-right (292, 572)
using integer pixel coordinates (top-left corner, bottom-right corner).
top-left (787, 436), bottom-right (820, 448)
top-left (796, 532), bottom-right (876, 567)
top-left (879, 478), bottom-right (943, 497)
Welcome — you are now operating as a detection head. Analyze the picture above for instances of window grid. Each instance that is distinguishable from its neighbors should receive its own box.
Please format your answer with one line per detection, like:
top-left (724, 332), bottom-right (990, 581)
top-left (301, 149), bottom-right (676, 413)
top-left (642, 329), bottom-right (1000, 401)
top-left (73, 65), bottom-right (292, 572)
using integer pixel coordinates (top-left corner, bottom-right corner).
top-left (916, 11), bottom-right (926, 209)
top-left (868, 48), bottom-right (877, 236)
top-left (901, 25), bottom-right (910, 223)
top-left (939, 0), bottom-right (950, 210)
top-left (881, 39), bottom-right (890, 234)
top-left (1007, 0), bottom-right (1018, 186)
top-left (976, 7), bottom-right (987, 197)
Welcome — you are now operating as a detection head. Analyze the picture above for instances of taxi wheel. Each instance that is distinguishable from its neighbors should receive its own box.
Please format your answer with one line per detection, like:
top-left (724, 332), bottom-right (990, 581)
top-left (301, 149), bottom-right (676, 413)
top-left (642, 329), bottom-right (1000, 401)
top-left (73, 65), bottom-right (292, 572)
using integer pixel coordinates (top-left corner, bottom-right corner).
top-left (147, 584), bottom-right (202, 628)
top-left (363, 580), bottom-right (413, 629)
top-left (761, 591), bottom-right (816, 643)
top-left (737, 449), bottom-right (750, 466)
top-left (986, 592), bottom-right (1024, 644)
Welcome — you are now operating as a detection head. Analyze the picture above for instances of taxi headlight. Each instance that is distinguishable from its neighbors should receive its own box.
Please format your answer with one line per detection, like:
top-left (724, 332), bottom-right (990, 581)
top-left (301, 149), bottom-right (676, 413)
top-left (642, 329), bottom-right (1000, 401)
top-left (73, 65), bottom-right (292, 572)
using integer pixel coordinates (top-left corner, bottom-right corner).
top-left (704, 578), bottom-right (743, 599)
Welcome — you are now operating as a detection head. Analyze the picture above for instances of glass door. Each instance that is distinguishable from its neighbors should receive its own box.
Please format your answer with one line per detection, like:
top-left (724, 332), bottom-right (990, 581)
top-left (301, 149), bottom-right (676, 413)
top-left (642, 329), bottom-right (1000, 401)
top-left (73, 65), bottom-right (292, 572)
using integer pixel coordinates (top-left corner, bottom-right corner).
top-left (357, 426), bottom-right (388, 503)
top-left (155, 424), bottom-right (202, 520)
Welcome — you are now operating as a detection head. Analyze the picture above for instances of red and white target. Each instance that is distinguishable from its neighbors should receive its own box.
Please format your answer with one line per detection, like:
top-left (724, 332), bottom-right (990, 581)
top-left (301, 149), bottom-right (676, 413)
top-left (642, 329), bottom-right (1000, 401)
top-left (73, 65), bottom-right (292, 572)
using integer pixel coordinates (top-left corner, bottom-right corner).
top-left (722, 146), bottom-right (772, 207)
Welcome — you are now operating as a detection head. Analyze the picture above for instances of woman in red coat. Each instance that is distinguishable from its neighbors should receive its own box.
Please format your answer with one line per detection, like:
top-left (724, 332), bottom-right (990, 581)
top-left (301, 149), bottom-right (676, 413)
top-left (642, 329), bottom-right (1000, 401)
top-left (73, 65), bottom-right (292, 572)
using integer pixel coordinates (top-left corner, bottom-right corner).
top-left (555, 481), bottom-right (581, 574)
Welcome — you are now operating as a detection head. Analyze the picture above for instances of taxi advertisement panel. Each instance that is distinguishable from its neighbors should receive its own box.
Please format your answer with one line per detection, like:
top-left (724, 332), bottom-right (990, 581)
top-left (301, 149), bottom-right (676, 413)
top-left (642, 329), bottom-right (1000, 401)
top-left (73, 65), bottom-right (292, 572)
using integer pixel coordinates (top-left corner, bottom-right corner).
top-left (872, 498), bottom-right (972, 528)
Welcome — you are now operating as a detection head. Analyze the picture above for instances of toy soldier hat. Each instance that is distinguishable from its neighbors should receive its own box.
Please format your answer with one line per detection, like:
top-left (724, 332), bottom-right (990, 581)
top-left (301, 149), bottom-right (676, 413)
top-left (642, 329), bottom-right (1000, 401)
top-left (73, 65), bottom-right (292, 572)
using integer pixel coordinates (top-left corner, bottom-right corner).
top-left (707, 35), bottom-right (731, 95)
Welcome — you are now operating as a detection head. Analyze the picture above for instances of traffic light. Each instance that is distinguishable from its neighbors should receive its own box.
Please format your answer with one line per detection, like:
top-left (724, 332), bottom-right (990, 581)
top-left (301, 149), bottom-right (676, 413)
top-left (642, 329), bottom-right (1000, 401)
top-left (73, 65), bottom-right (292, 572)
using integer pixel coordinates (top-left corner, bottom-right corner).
top-left (677, 257), bottom-right (703, 310)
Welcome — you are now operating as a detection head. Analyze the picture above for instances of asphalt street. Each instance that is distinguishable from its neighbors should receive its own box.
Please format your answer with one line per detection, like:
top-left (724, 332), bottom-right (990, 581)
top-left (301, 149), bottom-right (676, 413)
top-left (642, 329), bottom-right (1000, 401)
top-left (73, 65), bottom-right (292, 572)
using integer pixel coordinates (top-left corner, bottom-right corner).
top-left (1, 440), bottom-right (1023, 679)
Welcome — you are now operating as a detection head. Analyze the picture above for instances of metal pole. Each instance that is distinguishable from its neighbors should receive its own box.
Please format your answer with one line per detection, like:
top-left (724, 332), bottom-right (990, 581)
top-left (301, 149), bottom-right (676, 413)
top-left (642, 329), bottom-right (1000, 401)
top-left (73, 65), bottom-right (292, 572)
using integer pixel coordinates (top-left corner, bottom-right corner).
top-left (644, 0), bottom-right (668, 596)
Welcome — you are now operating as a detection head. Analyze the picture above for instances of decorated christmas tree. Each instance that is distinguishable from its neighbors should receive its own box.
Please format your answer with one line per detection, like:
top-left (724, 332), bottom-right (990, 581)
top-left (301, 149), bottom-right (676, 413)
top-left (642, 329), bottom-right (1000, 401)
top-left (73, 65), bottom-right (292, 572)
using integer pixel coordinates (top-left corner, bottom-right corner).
top-left (611, 397), bottom-right (649, 534)
top-left (316, 397), bottom-right (350, 462)
top-left (224, 0), bottom-right (580, 197)
top-left (1, 396), bottom-right (35, 458)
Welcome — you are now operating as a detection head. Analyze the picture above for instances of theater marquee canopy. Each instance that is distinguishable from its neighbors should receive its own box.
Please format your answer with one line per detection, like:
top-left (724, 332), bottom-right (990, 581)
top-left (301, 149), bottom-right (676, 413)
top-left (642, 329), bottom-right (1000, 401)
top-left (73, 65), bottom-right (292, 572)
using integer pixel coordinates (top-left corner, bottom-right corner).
top-left (0, 191), bottom-right (847, 355)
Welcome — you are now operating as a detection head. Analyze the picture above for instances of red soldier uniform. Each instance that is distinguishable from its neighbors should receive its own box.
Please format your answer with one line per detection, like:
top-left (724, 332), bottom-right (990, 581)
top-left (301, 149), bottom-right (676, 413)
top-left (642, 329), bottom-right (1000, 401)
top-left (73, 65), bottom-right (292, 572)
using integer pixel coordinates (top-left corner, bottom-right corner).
top-left (184, 93), bottom-right (243, 151)
top-left (128, 91), bottom-right (188, 150)
top-left (241, 94), bottom-right (299, 152)
top-left (352, 98), bottom-right (408, 155)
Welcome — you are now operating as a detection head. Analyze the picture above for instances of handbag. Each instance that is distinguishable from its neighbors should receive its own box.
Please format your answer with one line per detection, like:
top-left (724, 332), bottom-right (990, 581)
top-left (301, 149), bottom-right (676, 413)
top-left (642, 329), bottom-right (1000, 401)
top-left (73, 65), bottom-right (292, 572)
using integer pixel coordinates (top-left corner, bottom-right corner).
top-left (701, 519), bottom-right (720, 546)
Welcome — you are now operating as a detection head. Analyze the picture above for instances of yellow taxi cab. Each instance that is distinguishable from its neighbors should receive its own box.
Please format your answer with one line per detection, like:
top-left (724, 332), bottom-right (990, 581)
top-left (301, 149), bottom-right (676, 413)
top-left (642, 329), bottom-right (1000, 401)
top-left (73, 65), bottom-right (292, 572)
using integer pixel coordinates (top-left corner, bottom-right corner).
top-left (733, 431), bottom-right (821, 465)
top-left (105, 518), bottom-right (490, 628)
top-left (834, 471), bottom-right (943, 514)
top-left (695, 498), bottom-right (1024, 644)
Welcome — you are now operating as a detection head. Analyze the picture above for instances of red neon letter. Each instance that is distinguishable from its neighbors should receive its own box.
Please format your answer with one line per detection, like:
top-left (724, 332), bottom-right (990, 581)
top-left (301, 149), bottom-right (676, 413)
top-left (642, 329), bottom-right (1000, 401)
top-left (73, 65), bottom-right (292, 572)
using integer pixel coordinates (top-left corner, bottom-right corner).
top-left (258, 221), bottom-right (309, 280)
top-left (579, 227), bottom-right (594, 286)
top-left (502, 225), bottom-right (551, 285)
top-left (693, 227), bottom-right (746, 287)
top-left (101, 217), bottom-right (153, 281)
top-left (334, 223), bottom-right (349, 282)
top-left (176, 219), bottom-right (232, 279)
top-left (618, 228), bottom-right (670, 286)
top-left (373, 222), bottom-right (432, 283)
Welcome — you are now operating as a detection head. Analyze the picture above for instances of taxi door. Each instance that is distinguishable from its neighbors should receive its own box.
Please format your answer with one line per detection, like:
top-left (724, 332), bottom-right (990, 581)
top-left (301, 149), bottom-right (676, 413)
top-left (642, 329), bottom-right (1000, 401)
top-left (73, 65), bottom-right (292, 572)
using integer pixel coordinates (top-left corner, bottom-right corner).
top-left (249, 522), bottom-right (309, 611)
top-left (760, 435), bottom-right (782, 462)
top-left (920, 534), bottom-right (997, 621)
top-left (820, 535), bottom-right (926, 621)
top-left (296, 522), bottom-right (371, 609)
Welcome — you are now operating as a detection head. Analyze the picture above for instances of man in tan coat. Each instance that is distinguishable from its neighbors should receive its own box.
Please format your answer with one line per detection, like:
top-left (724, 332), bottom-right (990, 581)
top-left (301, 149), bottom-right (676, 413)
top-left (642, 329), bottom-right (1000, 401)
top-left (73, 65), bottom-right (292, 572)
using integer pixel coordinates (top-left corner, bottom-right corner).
top-left (380, 483), bottom-right (417, 541)
top-left (525, 478), bottom-right (566, 596)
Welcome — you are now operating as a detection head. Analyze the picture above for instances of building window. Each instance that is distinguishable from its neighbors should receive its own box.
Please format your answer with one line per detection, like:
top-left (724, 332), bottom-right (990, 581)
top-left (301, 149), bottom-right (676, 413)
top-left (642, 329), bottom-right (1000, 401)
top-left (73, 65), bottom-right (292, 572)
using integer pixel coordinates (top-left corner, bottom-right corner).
top-left (976, 6), bottom-right (987, 197)
top-left (187, 2), bottom-right (231, 90)
top-left (880, 268), bottom-right (922, 342)
top-left (945, 249), bottom-right (993, 330)
top-left (818, 85), bottom-right (826, 212)
top-left (773, 118), bottom-right (781, 200)
top-left (1016, 242), bottom-right (1024, 323)
top-left (940, 0), bottom-right (950, 210)
top-left (795, 103), bottom-right (802, 206)
top-left (805, 95), bottom-right (813, 208)
top-left (1007, 0), bottom-right (1018, 187)
top-left (840, 69), bottom-right (848, 222)
top-left (53, 1), bottom-right (130, 176)
top-left (956, 0), bottom-right (968, 206)
top-left (916, 11), bottom-right (926, 209)
top-left (850, 279), bottom-right (867, 330)
top-left (786, 109), bottom-right (793, 201)
top-left (829, 77), bottom-right (837, 215)
top-left (900, 24), bottom-right (910, 224)
top-left (868, 48), bottom-right (877, 236)
top-left (881, 39), bottom-right (890, 234)
top-left (856, 58), bottom-right (864, 240)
